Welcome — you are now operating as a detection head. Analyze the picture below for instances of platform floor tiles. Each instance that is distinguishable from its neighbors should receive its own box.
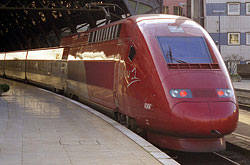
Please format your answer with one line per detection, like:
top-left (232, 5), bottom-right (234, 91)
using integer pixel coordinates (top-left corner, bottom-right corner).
top-left (0, 78), bottom-right (163, 165)
top-left (226, 109), bottom-right (250, 151)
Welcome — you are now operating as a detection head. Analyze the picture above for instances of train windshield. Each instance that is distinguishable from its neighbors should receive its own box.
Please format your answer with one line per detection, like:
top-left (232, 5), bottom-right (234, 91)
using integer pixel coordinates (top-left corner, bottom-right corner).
top-left (158, 36), bottom-right (212, 64)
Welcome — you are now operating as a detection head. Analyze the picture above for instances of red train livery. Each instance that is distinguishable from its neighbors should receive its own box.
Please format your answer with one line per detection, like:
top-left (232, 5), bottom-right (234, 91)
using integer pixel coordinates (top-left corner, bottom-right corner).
top-left (0, 14), bottom-right (238, 152)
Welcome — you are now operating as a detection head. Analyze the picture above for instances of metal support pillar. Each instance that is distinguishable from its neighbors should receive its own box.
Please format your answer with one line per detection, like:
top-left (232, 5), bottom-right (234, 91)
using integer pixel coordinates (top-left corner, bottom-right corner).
top-left (44, 12), bottom-right (62, 42)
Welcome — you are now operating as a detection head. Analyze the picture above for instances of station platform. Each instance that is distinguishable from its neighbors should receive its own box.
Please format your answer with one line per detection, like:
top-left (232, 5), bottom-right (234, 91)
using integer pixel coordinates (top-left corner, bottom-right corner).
top-left (0, 78), bottom-right (178, 165)
top-left (225, 109), bottom-right (250, 151)
top-left (225, 81), bottom-right (250, 152)
top-left (233, 80), bottom-right (250, 91)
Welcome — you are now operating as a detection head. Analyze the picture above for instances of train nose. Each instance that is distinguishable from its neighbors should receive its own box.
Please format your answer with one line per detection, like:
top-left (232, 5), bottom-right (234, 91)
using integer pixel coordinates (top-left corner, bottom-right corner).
top-left (171, 102), bottom-right (238, 137)
top-left (209, 102), bottom-right (238, 135)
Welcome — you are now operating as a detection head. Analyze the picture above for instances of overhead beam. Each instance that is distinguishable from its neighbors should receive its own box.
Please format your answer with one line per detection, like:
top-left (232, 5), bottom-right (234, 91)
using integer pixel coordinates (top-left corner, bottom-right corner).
top-left (0, 1), bottom-right (120, 13)
top-left (0, 0), bottom-right (136, 52)
top-left (0, 7), bottom-right (104, 11)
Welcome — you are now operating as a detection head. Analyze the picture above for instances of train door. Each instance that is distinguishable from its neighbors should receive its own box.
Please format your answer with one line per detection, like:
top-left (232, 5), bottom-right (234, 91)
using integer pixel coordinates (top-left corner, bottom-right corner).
top-left (0, 53), bottom-right (5, 76)
top-left (117, 38), bottom-right (131, 114)
top-left (114, 40), bottom-right (124, 111)
top-left (24, 51), bottom-right (28, 80)
top-left (61, 47), bottom-right (69, 91)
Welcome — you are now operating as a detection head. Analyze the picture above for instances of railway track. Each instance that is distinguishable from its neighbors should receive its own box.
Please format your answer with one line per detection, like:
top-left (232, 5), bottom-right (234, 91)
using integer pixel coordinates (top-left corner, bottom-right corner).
top-left (163, 150), bottom-right (242, 165)
top-left (161, 104), bottom-right (250, 164)
top-left (239, 104), bottom-right (250, 112)
top-left (160, 105), bottom-right (250, 165)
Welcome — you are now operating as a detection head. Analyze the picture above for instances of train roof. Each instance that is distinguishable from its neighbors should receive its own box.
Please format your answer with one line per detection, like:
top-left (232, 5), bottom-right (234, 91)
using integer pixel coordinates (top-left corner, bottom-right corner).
top-left (60, 14), bottom-right (193, 46)
top-left (127, 14), bottom-right (189, 23)
top-left (62, 14), bottom-right (189, 38)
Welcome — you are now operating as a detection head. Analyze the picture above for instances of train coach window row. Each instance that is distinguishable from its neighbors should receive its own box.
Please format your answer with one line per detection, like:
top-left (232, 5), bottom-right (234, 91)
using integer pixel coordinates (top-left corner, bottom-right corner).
top-left (6, 61), bottom-right (22, 69)
top-left (88, 24), bottom-right (121, 43)
top-left (26, 61), bottom-right (51, 72)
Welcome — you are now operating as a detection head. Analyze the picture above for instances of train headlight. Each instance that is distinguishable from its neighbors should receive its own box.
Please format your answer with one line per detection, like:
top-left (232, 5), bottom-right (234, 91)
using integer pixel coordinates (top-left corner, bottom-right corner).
top-left (216, 89), bottom-right (234, 98)
top-left (170, 89), bottom-right (192, 98)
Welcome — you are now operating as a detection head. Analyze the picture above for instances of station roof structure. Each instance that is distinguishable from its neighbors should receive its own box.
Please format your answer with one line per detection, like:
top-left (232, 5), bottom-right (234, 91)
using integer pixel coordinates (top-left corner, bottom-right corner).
top-left (0, 0), bottom-right (161, 52)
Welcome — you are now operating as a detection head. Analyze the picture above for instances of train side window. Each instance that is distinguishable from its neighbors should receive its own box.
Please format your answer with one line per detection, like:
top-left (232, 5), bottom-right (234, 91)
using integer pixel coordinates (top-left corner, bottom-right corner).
top-left (96, 30), bottom-right (99, 42)
top-left (108, 26), bottom-right (112, 40)
top-left (103, 28), bottom-right (106, 41)
top-left (102, 29), bottom-right (106, 41)
top-left (105, 28), bottom-right (109, 41)
top-left (104, 28), bottom-right (108, 41)
top-left (98, 30), bottom-right (101, 42)
top-left (95, 30), bottom-right (99, 42)
top-left (89, 31), bottom-right (95, 43)
top-left (128, 46), bottom-right (136, 61)
top-left (106, 27), bottom-right (109, 40)
top-left (115, 24), bottom-right (121, 38)
top-left (88, 32), bottom-right (92, 43)
top-left (103, 28), bottom-right (107, 41)
top-left (97, 30), bottom-right (102, 42)
top-left (92, 32), bottom-right (96, 43)
top-left (114, 25), bottom-right (117, 39)
top-left (97, 30), bottom-right (100, 42)
top-left (99, 29), bottom-right (103, 42)
top-left (92, 31), bottom-right (96, 43)
top-left (110, 26), bottom-right (113, 39)
top-left (38, 61), bottom-right (41, 71)
top-left (111, 26), bottom-right (116, 39)
top-left (102, 29), bottom-right (105, 41)
top-left (31, 61), bottom-right (33, 70)
top-left (92, 32), bottom-right (95, 42)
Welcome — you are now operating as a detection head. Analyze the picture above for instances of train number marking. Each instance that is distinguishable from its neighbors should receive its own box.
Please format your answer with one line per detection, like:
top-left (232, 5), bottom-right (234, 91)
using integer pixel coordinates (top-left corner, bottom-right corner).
top-left (126, 68), bottom-right (141, 88)
top-left (144, 103), bottom-right (152, 110)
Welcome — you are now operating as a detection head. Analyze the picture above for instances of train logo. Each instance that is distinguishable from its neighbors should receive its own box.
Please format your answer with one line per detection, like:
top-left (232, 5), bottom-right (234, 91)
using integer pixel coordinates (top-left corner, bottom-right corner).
top-left (125, 67), bottom-right (141, 88)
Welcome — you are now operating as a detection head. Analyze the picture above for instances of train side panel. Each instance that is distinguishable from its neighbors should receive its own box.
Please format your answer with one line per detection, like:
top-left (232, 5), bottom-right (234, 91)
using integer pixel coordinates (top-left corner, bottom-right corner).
top-left (66, 60), bottom-right (89, 101)
top-left (64, 23), bottom-right (126, 112)
top-left (0, 53), bottom-right (5, 76)
top-left (66, 44), bottom-right (118, 110)
top-left (4, 51), bottom-right (27, 81)
top-left (26, 48), bottom-right (65, 91)
top-left (84, 60), bottom-right (116, 109)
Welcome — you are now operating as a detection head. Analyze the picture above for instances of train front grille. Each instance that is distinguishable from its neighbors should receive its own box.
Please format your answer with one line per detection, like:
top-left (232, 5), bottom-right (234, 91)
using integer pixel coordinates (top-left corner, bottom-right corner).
top-left (192, 89), bottom-right (217, 98)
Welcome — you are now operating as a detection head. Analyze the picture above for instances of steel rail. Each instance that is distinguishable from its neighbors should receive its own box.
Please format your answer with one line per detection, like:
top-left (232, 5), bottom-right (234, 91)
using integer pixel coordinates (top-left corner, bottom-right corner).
top-left (213, 152), bottom-right (241, 165)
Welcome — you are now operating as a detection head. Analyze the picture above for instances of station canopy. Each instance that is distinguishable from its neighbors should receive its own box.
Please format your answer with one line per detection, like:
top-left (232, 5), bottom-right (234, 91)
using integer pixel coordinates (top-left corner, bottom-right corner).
top-left (0, 0), bottom-right (161, 52)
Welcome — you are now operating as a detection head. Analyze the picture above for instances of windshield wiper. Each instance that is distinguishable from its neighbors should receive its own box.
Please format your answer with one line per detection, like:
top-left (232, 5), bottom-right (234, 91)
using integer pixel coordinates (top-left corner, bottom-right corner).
top-left (166, 45), bottom-right (173, 63)
top-left (173, 58), bottom-right (187, 64)
top-left (166, 45), bottom-right (187, 64)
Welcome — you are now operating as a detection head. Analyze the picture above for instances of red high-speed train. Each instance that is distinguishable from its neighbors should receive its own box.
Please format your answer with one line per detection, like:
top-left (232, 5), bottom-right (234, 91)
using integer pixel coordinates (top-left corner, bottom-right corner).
top-left (0, 14), bottom-right (238, 152)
